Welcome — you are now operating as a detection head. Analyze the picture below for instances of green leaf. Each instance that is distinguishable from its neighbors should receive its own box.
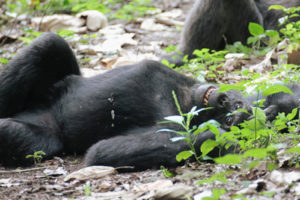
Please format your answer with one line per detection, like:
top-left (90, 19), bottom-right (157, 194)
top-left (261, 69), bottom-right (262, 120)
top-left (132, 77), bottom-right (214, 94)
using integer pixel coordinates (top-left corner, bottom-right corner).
top-left (214, 154), bottom-right (242, 164)
top-left (25, 155), bottom-right (33, 159)
top-left (260, 191), bottom-right (276, 198)
top-left (163, 45), bottom-right (177, 53)
top-left (164, 116), bottom-right (184, 125)
top-left (266, 30), bottom-right (279, 38)
top-left (170, 136), bottom-right (185, 142)
top-left (194, 120), bottom-right (219, 135)
top-left (242, 107), bottom-right (266, 130)
top-left (218, 84), bottom-right (245, 92)
top-left (243, 148), bottom-right (268, 159)
top-left (57, 29), bottom-right (76, 37)
top-left (156, 128), bottom-right (174, 132)
top-left (248, 160), bottom-right (260, 169)
top-left (176, 151), bottom-right (193, 162)
top-left (207, 124), bottom-right (220, 137)
top-left (160, 166), bottom-right (175, 178)
top-left (262, 85), bottom-right (293, 96)
top-left (18, 37), bottom-right (34, 44)
top-left (253, 106), bottom-right (266, 120)
top-left (161, 59), bottom-right (170, 66)
top-left (286, 146), bottom-right (300, 154)
top-left (287, 108), bottom-right (298, 121)
top-left (206, 119), bottom-right (221, 127)
top-left (266, 162), bottom-right (277, 171)
top-left (0, 58), bottom-right (8, 64)
top-left (83, 181), bottom-right (91, 196)
top-left (197, 171), bottom-right (232, 185)
top-left (193, 124), bottom-right (208, 135)
top-left (268, 5), bottom-right (285, 10)
top-left (212, 188), bottom-right (226, 199)
top-left (201, 139), bottom-right (219, 157)
top-left (266, 30), bottom-right (280, 45)
top-left (248, 22), bottom-right (264, 36)
top-left (230, 126), bottom-right (240, 133)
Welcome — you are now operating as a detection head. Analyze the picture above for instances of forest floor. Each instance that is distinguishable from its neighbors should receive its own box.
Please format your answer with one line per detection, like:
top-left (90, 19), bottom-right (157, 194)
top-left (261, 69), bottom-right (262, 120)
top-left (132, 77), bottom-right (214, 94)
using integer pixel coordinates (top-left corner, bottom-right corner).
top-left (0, 0), bottom-right (300, 199)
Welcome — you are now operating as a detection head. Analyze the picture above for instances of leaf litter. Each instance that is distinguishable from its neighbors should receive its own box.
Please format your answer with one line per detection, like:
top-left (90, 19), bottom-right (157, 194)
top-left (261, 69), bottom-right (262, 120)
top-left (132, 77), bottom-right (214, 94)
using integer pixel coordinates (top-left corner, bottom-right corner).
top-left (1, 0), bottom-right (300, 199)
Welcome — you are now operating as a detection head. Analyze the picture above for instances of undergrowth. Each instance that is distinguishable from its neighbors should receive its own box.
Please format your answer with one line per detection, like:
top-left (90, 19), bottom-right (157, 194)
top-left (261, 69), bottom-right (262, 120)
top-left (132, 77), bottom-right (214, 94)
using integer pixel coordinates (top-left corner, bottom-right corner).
top-left (161, 5), bottom-right (300, 199)
top-left (4, 0), bottom-right (155, 20)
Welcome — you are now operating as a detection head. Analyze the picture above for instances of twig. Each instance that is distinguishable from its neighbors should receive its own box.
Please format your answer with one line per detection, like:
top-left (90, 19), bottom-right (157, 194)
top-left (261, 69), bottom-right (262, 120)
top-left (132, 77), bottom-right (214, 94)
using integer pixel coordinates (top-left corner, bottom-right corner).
top-left (115, 166), bottom-right (135, 170)
top-left (0, 167), bottom-right (46, 174)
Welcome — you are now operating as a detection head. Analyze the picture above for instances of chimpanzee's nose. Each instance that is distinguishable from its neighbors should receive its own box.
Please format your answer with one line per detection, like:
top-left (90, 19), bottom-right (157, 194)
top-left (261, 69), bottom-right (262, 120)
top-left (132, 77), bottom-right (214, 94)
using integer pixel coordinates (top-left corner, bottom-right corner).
top-left (217, 94), bottom-right (230, 108)
top-left (207, 91), bottom-right (230, 109)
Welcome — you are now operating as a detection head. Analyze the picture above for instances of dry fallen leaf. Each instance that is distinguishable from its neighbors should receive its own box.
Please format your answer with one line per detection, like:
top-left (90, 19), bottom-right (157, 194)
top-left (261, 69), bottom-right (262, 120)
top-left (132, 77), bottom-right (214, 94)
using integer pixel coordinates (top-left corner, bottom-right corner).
top-left (153, 184), bottom-right (193, 200)
top-left (249, 49), bottom-right (275, 73)
top-left (134, 180), bottom-right (173, 193)
top-left (269, 170), bottom-right (300, 185)
top-left (99, 24), bottom-right (125, 36)
top-left (141, 18), bottom-right (168, 31)
top-left (32, 15), bottom-right (86, 32)
top-left (90, 33), bottom-right (137, 53)
top-left (32, 10), bottom-right (107, 32)
top-left (155, 9), bottom-right (184, 27)
top-left (64, 166), bottom-right (116, 182)
top-left (43, 167), bottom-right (67, 177)
top-left (76, 10), bottom-right (108, 32)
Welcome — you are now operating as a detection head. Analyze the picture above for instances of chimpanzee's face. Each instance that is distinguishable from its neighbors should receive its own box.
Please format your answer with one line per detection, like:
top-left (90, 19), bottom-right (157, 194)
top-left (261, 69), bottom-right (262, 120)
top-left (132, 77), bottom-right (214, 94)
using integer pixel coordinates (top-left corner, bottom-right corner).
top-left (193, 84), bottom-right (251, 130)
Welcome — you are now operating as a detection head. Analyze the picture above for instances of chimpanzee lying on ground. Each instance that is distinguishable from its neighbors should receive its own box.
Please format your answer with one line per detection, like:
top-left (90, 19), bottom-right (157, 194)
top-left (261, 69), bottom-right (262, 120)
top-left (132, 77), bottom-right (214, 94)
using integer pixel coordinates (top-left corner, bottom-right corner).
top-left (166, 0), bottom-right (300, 65)
top-left (0, 33), bottom-right (299, 170)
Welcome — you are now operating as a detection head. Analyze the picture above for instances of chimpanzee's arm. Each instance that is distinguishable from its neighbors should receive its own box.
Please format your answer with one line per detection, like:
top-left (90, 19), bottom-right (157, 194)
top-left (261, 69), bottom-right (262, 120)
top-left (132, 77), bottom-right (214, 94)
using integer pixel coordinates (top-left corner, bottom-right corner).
top-left (84, 126), bottom-right (230, 171)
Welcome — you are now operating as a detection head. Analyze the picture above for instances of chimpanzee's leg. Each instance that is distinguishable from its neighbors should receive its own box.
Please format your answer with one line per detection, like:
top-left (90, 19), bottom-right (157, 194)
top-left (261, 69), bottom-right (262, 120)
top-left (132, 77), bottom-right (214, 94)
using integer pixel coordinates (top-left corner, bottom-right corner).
top-left (0, 32), bottom-right (80, 117)
top-left (85, 126), bottom-right (232, 171)
top-left (0, 117), bottom-right (63, 166)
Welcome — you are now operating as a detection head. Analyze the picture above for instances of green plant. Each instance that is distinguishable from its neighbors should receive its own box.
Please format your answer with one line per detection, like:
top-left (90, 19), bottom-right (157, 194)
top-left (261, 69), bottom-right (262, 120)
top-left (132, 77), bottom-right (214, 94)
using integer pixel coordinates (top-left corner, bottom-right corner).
top-left (0, 58), bottom-right (9, 64)
top-left (159, 91), bottom-right (233, 163)
top-left (83, 181), bottom-right (91, 196)
top-left (25, 151), bottom-right (46, 165)
top-left (6, 0), bottom-right (74, 15)
top-left (160, 166), bottom-right (175, 178)
top-left (163, 48), bottom-right (227, 82)
top-left (197, 171), bottom-right (232, 185)
top-left (18, 30), bottom-right (42, 44)
top-left (203, 188), bottom-right (226, 200)
top-left (112, 0), bottom-right (156, 20)
top-left (160, 5), bottom-right (300, 199)
top-left (5, 0), bottom-right (155, 20)
top-left (71, 0), bottom-right (110, 13)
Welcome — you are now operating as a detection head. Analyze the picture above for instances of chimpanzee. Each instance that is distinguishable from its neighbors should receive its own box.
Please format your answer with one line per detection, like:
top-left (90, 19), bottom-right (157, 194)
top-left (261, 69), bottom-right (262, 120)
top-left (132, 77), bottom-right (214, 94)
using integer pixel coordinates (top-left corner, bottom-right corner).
top-left (0, 33), bottom-right (299, 170)
top-left (165, 0), bottom-right (300, 66)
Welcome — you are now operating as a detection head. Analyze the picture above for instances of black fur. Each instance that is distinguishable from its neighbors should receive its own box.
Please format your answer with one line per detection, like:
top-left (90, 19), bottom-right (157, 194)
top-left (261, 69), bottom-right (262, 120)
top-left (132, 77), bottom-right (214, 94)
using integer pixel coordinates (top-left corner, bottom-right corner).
top-left (165, 0), bottom-right (300, 66)
top-left (0, 33), bottom-right (299, 170)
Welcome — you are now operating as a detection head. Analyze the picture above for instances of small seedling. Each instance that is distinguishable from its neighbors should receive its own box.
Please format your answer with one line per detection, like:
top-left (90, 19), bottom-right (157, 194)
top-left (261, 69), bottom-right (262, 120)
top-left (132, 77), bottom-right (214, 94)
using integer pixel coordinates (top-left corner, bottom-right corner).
top-left (25, 151), bottom-right (46, 165)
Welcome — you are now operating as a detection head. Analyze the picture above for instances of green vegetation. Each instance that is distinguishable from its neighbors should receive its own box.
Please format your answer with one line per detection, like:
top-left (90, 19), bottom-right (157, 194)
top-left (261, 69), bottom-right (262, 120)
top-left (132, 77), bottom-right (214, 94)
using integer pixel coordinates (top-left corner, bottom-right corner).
top-left (158, 91), bottom-right (224, 163)
top-left (1, 1), bottom-right (300, 199)
top-left (5, 0), bottom-right (155, 20)
top-left (161, 5), bottom-right (300, 199)
top-left (163, 5), bottom-right (300, 83)
top-left (83, 181), bottom-right (91, 196)
top-left (25, 150), bottom-right (46, 165)
top-left (161, 166), bottom-right (176, 178)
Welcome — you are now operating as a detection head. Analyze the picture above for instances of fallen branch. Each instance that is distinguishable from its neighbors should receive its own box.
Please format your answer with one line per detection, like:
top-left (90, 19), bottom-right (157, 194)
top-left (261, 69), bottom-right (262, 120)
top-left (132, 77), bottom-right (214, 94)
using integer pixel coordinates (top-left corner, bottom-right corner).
top-left (0, 167), bottom-right (46, 174)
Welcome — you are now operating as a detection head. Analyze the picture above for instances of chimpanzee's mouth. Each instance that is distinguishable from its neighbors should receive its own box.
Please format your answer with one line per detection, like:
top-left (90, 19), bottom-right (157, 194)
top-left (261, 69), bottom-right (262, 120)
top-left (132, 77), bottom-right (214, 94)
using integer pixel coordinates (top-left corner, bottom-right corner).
top-left (203, 86), bottom-right (217, 106)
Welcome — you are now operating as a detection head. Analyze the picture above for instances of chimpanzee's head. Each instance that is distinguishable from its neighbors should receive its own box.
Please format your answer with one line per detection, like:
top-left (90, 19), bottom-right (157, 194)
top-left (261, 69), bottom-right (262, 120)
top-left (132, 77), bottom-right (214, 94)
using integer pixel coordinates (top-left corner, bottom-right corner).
top-left (192, 84), bottom-right (251, 130)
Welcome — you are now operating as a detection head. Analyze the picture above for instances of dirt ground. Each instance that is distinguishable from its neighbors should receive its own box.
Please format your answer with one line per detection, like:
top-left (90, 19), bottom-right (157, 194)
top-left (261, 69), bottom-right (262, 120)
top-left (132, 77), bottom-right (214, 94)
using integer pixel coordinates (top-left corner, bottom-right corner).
top-left (0, 1), bottom-right (196, 200)
top-left (0, 0), bottom-right (300, 199)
